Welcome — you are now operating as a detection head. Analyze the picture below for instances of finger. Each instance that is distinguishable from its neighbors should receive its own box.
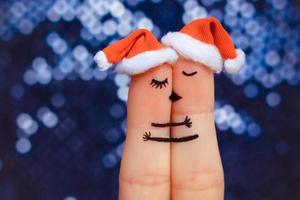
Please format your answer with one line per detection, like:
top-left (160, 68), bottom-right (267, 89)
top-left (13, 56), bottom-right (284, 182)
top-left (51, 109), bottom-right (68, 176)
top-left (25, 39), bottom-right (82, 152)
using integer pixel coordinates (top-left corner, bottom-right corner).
top-left (119, 64), bottom-right (172, 200)
top-left (170, 56), bottom-right (224, 200)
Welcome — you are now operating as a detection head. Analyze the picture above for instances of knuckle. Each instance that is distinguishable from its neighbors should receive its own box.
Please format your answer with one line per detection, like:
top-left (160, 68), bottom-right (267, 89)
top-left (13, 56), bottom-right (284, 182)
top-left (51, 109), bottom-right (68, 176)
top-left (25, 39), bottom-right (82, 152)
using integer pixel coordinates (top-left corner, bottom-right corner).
top-left (120, 172), bottom-right (169, 187)
top-left (172, 169), bottom-right (224, 192)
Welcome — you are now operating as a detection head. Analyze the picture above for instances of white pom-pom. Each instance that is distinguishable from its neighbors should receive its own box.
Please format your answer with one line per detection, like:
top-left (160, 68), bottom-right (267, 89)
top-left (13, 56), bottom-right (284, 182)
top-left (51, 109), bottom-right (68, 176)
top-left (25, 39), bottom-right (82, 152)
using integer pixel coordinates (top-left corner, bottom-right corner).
top-left (94, 51), bottom-right (113, 71)
top-left (224, 49), bottom-right (245, 74)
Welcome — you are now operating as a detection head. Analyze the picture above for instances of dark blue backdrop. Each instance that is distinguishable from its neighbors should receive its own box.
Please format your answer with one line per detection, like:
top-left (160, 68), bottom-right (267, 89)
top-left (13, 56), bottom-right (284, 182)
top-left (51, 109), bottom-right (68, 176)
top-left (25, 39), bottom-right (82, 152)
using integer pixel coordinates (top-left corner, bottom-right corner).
top-left (0, 0), bottom-right (299, 199)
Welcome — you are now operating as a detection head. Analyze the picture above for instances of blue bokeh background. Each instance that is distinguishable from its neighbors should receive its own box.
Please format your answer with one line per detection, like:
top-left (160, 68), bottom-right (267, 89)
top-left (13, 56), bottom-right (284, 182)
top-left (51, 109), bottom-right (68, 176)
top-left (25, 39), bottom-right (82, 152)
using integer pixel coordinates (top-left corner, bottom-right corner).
top-left (0, 0), bottom-right (299, 199)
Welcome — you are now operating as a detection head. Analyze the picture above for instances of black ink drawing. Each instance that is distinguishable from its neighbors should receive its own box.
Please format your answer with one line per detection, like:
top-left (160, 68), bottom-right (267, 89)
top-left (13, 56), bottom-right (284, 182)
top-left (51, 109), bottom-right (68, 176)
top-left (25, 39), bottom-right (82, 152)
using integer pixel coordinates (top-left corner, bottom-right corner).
top-left (151, 116), bottom-right (192, 128)
top-left (143, 132), bottom-right (199, 142)
top-left (150, 78), bottom-right (168, 89)
top-left (182, 70), bottom-right (197, 76)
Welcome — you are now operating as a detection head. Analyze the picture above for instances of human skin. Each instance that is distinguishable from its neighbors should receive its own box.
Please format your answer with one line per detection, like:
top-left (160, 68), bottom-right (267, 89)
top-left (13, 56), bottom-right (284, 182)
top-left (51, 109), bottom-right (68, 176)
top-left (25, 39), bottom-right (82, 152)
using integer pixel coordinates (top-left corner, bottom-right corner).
top-left (118, 64), bottom-right (172, 200)
top-left (118, 57), bottom-right (224, 200)
top-left (170, 56), bottom-right (224, 200)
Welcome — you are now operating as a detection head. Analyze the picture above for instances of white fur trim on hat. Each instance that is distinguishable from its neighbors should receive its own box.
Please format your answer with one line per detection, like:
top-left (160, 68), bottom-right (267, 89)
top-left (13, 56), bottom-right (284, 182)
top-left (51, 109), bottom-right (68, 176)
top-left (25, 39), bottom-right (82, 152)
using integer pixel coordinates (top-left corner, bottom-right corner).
top-left (94, 51), bottom-right (113, 71)
top-left (115, 48), bottom-right (178, 75)
top-left (224, 49), bottom-right (245, 74)
top-left (161, 32), bottom-right (223, 72)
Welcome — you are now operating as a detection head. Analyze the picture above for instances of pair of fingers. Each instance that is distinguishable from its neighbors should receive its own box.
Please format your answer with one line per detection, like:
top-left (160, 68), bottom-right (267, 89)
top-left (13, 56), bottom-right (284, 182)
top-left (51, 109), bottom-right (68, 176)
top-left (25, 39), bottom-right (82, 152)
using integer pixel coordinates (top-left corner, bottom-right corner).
top-left (119, 56), bottom-right (224, 200)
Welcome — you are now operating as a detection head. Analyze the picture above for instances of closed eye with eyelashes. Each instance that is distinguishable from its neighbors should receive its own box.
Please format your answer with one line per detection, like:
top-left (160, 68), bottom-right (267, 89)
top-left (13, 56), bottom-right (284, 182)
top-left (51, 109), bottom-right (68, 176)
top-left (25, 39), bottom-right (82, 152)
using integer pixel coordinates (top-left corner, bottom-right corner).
top-left (150, 78), bottom-right (168, 89)
top-left (182, 70), bottom-right (197, 76)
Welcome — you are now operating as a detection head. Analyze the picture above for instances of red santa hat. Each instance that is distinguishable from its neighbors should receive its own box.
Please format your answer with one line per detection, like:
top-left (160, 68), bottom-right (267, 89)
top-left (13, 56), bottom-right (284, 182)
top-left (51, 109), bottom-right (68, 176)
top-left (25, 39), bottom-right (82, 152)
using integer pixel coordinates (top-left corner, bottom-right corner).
top-left (94, 29), bottom-right (178, 75)
top-left (161, 17), bottom-right (245, 74)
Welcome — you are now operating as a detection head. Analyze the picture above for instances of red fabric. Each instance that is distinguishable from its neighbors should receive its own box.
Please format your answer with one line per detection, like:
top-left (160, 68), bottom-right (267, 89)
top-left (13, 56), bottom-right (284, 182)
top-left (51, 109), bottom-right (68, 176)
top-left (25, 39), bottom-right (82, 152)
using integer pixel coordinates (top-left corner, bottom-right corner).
top-left (180, 17), bottom-right (237, 59)
top-left (102, 29), bottom-right (163, 64)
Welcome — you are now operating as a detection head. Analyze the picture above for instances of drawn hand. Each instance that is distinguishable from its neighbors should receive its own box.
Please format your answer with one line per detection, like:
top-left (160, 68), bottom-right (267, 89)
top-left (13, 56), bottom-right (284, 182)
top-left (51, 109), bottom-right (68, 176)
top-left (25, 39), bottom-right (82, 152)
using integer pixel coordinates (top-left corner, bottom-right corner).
top-left (183, 116), bottom-right (192, 128)
top-left (142, 132), bottom-right (151, 141)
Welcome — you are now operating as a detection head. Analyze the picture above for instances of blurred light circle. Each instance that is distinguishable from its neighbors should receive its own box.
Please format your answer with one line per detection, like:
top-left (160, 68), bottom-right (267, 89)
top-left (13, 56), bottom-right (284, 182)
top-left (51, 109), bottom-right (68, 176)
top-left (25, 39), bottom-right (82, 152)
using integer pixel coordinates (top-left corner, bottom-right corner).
top-left (62, 10), bottom-right (75, 22)
top-left (64, 196), bottom-right (77, 200)
top-left (272, 0), bottom-right (287, 10)
top-left (102, 153), bottom-right (117, 168)
top-left (244, 84), bottom-right (258, 98)
top-left (80, 28), bottom-right (93, 41)
top-left (103, 20), bottom-right (117, 36)
top-left (110, 1), bottom-right (125, 18)
top-left (265, 50), bottom-right (280, 67)
top-left (24, 121), bottom-right (38, 136)
top-left (254, 68), bottom-right (267, 82)
top-left (24, 69), bottom-right (37, 85)
top-left (240, 2), bottom-right (255, 18)
top-left (215, 109), bottom-right (227, 124)
top-left (117, 86), bottom-right (129, 102)
top-left (105, 128), bottom-right (120, 143)
top-left (201, 0), bottom-right (215, 6)
top-left (182, 12), bottom-right (193, 24)
top-left (46, 32), bottom-right (59, 46)
top-left (53, 0), bottom-right (68, 15)
top-left (51, 93), bottom-right (66, 107)
top-left (114, 74), bottom-right (130, 87)
top-left (217, 121), bottom-right (229, 131)
top-left (93, 69), bottom-right (108, 81)
top-left (232, 121), bottom-right (246, 135)
top-left (73, 45), bottom-right (89, 61)
top-left (118, 22), bottom-right (132, 36)
top-left (184, 0), bottom-right (198, 11)
top-left (223, 104), bottom-right (234, 114)
top-left (191, 6), bottom-right (207, 19)
top-left (59, 57), bottom-right (75, 74)
top-left (266, 92), bottom-right (281, 107)
top-left (225, 1), bottom-right (239, 16)
top-left (16, 138), bottom-right (32, 154)
top-left (247, 123), bottom-right (261, 137)
top-left (231, 74), bottom-right (245, 86)
top-left (37, 107), bottom-right (58, 128)
top-left (18, 19), bottom-right (34, 35)
top-left (121, 119), bottom-right (127, 133)
top-left (79, 68), bottom-right (94, 81)
top-left (245, 20), bottom-right (260, 36)
top-left (152, 26), bottom-right (161, 38)
top-left (10, 84), bottom-right (24, 99)
top-left (110, 104), bottom-right (124, 119)
top-left (137, 17), bottom-right (154, 31)
top-left (92, 0), bottom-right (109, 16)
top-left (10, 2), bottom-right (27, 18)
top-left (224, 15), bottom-right (238, 27)
top-left (32, 57), bottom-right (48, 71)
top-left (120, 10), bottom-right (133, 22)
top-left (17, 113), bottom-right (33, 131)
top-left (52, 67), bottom-right (66, 81)
top-left (116, 143), bottom-right (124, 157)
top-left (261, 75), bottom-right (275, 89)
top-left (228, 113), bottom-right (242, 129)
top-left (126, 0), bottom-right (140, 7)
top-left (47, 8), bottom-right (60, 22)
top-left (37, 69), bottom-right (52, 85)
top-left (209, 9), bottom-right (223, 19)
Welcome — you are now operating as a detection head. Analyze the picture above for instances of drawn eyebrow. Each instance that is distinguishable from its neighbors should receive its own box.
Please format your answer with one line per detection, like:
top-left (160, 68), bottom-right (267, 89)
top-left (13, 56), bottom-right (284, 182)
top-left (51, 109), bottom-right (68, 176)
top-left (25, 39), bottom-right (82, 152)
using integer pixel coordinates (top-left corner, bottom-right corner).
top-left (182, 71), bottom-right (197, 76)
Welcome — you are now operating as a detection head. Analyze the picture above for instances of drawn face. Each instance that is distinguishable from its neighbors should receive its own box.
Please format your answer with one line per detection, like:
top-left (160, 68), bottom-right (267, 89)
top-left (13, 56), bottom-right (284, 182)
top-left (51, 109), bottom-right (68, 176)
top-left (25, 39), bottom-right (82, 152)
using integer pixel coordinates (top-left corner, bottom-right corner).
top-left (171, 56), bottom-right (214, 114)
top-left (132, 56), bottom-right (214, 143)
top-left (127, 63), bottom-right (172, 132)
top-left (165, 55), bottom-right (215, 142)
